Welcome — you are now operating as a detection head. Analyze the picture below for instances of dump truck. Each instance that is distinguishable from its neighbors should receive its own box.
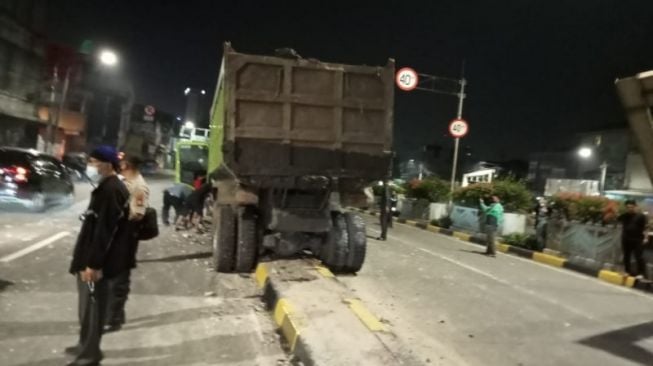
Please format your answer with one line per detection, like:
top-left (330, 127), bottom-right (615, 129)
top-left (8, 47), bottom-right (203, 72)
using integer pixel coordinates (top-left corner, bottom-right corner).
top-left (206, 43), bottom-right (394, 273)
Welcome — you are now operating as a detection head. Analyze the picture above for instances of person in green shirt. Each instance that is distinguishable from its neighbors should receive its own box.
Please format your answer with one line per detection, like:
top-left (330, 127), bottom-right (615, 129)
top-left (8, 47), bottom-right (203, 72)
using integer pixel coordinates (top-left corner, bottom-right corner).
top-left (480, 195), bottom-right (504, 257)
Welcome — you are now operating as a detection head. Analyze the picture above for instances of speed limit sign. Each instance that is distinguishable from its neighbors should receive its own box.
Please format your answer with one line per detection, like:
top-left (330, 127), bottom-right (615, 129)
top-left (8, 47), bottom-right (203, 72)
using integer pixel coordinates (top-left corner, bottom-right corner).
top-left (449, 118), bottom-right (469, 138)
top-left (396, 67), bottom-right (419, 91)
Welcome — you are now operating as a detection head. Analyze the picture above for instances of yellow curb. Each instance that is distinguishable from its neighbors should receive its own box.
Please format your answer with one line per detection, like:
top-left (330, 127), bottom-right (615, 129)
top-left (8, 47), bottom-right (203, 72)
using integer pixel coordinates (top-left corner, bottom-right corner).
top-left (453, 232), bottom-right (471, 242)
top-left (406, 220), bottom-right (418, 226)
top-left (254, 263), bottom-right (269, 289)
top-left (598, 270), bottom-right (627, 286)
top-left (344, 298), bottom-right (388, 332)
top-left (274, 298), bottom-right (301, 351)
top-left (625, 276), bottom-right (637, 288)
top-left (497, 243), bottom-right (510, 253)
top-left (427, 225), bottom-right (441, 233)
top-left (315, 265), bottom-right (335, 278)
top-left (532, 252), bottom-right (566, 268)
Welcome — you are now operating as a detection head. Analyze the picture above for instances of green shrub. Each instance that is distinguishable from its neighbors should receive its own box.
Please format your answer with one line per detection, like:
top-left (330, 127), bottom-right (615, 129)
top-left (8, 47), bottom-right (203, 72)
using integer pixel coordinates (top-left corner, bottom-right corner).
top-left (372, 183), bottom-right (405, 197)
top-left (452, 179), bottom-right (533, 213)
top-left (502, 233), bottom-right (538, 250)
top-left (437, 216), bottom-right (453, 229)
top-left (404, 177), bottom-right (449, 203)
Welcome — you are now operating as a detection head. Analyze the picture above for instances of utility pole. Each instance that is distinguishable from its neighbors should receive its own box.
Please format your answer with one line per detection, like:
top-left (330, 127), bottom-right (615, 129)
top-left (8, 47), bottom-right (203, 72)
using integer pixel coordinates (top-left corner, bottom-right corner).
top-left (44, 66), bottom-right (59, 154)
top-left (51, 68), bottom-right (71, 155)
top-left (449, 64), bottom-right (467, 195)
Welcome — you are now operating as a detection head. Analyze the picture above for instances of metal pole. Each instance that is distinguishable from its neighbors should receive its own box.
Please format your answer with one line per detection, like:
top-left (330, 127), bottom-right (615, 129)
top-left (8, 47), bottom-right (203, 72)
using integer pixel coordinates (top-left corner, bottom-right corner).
top-left (51, 68), bottom-right (71, 156)
top-left (600, 162), bottom-right (608, 193)
top-left (44, 66), bottom-right (59, 153)
top-left (449, 67), bottom-right (467, 195)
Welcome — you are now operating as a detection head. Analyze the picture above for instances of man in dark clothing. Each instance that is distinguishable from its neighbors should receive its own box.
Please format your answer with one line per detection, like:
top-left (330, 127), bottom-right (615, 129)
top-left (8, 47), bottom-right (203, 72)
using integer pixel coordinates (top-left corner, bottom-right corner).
top-left (618, 200), bottom-right (648, 277)
top-left (66, 146), bottom-right (129, 366)
top-left (377, 181), bottom-right (390, 241)
top-left (104, 155), bottom-right (150, 332)
top-left (181, 181), bottom-right (213, 231)
top-left (162, 183), bottom-right (193, 225)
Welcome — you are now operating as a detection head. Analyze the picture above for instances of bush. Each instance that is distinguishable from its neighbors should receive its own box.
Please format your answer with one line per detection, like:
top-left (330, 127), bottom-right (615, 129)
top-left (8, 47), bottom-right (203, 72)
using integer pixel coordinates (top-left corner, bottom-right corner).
top-left (551, 192), bottom-right (619, 224)
top-left (452, 179), bottom-right (533, 213)
top-left (372, 183), bottom-right (405, 197)
top-left (404, 177), bottom-right (449, 203)
top-left (502, 233), bottom-right (538, 250)
top-left (430, 216), bottom-right (453, 228)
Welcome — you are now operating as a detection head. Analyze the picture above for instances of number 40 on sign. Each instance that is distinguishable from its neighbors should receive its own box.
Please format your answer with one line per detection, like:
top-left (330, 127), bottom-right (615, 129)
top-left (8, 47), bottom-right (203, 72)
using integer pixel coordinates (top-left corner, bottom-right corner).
top-left (449, 118), bottom-right (469, 138)
top-left (395, 67), bottom-right (419, 91)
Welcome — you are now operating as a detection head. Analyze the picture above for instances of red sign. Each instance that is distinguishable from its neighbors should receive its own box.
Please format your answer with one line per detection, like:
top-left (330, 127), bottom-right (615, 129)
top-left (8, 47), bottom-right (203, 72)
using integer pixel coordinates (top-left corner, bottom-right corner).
top-left (395, 67), bottom-right (419, 91)
top-left (144, 105), bottom-right (156, 116)
top-left (449, 118), bottom-right (469, 138)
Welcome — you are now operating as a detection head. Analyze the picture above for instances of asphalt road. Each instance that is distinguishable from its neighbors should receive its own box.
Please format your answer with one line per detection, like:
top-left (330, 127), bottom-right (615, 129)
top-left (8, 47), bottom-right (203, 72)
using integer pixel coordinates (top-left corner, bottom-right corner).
top-left (4, 177), bottom-right (653, 365)
top-left (0, 178), bottom-right (289, 366)
top-left (338, 215), bottom-right (653, 366)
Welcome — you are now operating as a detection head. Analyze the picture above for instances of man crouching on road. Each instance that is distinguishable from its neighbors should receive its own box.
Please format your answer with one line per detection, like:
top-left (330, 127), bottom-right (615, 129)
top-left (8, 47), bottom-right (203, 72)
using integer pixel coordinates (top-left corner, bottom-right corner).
top-left (66, 146), bottom-right (129, 366)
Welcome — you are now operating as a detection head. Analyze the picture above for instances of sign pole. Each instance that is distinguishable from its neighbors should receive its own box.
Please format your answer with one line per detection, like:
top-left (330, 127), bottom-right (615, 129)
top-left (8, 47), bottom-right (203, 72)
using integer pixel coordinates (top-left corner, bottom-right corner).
top-left (449, 66), bottom-right (467, 196)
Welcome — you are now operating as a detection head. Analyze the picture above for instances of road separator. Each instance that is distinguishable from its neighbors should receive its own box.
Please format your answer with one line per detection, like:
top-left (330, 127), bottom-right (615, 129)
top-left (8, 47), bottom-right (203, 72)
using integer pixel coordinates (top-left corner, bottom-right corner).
top-left (353, 208), bottom-right (650, 294)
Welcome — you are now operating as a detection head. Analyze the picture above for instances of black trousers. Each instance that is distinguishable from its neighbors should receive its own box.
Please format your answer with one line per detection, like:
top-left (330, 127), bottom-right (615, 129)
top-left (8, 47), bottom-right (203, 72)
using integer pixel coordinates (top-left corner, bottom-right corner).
top-left (105, 270), bottom-right (131, 326)
top-left (72, 275), bottom-right (107, 365)
top-left (622, 238), bottom-right (646, 276)
top-left (162, 191), bottom-right (184, 224)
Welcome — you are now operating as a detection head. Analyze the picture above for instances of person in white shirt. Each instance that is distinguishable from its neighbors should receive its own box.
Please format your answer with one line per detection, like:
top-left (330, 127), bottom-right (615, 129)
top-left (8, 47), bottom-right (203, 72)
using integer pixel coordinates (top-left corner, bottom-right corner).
top-left (105, 155), bottom-right (150, 332)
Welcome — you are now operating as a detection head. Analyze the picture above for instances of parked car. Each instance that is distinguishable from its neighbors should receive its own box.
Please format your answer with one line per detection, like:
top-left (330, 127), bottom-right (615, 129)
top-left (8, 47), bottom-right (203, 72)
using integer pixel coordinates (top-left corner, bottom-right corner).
top-left (0, 147), bottom-right (75, 211)
top-left (63, 152), bottom-right (88, 182)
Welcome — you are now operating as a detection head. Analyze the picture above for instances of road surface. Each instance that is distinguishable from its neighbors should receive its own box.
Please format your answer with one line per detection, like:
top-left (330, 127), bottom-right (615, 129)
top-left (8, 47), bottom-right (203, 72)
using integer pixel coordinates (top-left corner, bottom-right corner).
top-left (0, 178), bottom-right (290, 366)
top-left (3, 177), bottom-right (653, 366)
top-left (337, 215), bottom-right (653, 366)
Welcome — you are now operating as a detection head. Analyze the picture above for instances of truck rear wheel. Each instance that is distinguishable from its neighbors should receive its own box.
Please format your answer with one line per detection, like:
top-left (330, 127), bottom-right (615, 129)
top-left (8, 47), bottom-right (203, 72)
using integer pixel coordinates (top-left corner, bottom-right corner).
top-left (322, 212), bottom-right (349, 273)
top-left (342, 212), bottom-right (367, 273)
top-left (212, 205), bottom-right (236, 272)
top-left (234, 207), bottom-right (258, 273)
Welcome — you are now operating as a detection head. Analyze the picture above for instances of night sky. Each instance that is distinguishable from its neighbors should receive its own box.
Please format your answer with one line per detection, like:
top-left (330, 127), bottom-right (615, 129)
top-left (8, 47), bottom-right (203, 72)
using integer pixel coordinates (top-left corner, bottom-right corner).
top-left (47, 1), bottom-right (653, 162)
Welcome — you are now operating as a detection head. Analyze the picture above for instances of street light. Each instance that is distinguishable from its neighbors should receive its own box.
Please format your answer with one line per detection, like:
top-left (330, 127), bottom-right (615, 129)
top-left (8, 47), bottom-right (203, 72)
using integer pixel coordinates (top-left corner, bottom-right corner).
top-left (578, 147), bottom-right (593, 159)
top-left (99, 50), bottom-right (118, 66)
top-left (577, 146), bottom-right (607, 193)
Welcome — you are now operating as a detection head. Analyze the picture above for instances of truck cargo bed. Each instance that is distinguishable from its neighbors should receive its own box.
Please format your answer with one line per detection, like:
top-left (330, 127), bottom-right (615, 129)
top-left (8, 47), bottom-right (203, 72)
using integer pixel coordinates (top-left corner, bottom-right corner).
top-left (210, 44), bottom-right (395, 182)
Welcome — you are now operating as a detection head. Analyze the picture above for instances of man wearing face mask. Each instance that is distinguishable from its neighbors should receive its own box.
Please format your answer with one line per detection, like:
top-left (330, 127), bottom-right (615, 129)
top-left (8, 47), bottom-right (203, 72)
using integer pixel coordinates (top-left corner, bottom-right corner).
top-left (66, 146), bottom-right (129, 366)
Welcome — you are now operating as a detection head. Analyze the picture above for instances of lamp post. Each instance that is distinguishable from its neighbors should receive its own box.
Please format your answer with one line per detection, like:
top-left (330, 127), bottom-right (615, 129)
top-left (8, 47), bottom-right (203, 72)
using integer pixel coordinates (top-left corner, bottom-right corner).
top-left (577, 146), bottom-right (608, 193)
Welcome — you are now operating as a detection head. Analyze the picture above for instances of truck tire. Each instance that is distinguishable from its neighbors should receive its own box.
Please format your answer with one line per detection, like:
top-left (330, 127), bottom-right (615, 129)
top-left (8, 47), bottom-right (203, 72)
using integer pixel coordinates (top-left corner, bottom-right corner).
top-left (234, 207), bottom-right (258, 273)
top-left (212, 205), bottom-right (236, 272)
top-left (323, 212), bottom-right (349, 273)
top-left (343, 212), bottom-right (367, 273)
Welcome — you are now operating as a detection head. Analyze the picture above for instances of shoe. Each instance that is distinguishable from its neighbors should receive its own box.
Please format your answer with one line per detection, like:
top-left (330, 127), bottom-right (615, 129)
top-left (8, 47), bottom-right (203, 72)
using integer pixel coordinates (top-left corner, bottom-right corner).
top-left (103, 323), bottom-right (122, 333)
top-left (64, 344), bottom-right (82, 356)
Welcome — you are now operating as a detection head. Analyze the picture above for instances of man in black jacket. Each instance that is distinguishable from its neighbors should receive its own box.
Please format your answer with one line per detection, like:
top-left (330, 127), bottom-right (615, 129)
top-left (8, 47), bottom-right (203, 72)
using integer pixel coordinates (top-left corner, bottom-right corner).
top-left (618, 200), bottom-right (648, 277)
top-left (66, 146), bottom-right (129, 366)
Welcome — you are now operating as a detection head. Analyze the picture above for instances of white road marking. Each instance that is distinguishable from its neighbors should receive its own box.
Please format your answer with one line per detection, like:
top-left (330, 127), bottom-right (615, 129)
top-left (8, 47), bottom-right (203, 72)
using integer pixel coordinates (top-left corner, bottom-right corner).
top-left (0, 231), bottom-right (70, 263)
top-left (370, 228), bottom-right (599, 321)
top-left (378, 221), bottom-right (653, 302)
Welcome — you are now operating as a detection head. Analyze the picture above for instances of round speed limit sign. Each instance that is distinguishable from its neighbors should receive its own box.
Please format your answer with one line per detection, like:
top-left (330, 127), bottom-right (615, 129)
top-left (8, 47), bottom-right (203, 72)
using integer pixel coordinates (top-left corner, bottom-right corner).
top-left (396, 67), bottom-right (419, 91)
top-left (449, 118), bottom-right (469, 138)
